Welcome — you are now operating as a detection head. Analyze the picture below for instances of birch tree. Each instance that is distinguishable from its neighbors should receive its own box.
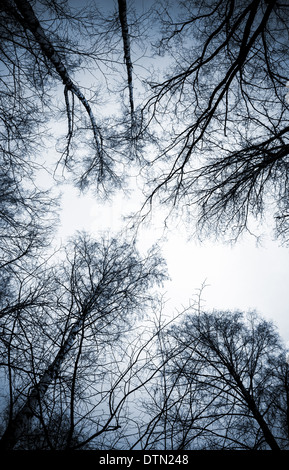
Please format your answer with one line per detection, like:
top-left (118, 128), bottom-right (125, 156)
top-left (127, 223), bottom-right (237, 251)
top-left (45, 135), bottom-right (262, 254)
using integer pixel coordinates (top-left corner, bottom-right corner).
top-left (117, 0), bottom-right (135, 122)
top-left (141, 0), bottom-right (289, 243)
top-left (0, 231), bottom-right (167, 450)
top-left (0, 0), bottom-right (145, 196)
top-left (143, 309), bottom-right (289, 450)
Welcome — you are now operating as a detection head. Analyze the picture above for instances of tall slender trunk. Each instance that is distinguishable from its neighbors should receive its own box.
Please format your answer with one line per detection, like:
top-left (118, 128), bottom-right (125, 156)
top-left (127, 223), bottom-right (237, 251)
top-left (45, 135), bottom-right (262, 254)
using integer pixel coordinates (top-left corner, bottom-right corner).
top-left (3, 0), bottom-right (103, 160)
top-left (0, 315), bottom-right (85, 450)
top-left (229, 367), bottom-right (281, 451)
top-left (117, 0), bottom-right (135, 122)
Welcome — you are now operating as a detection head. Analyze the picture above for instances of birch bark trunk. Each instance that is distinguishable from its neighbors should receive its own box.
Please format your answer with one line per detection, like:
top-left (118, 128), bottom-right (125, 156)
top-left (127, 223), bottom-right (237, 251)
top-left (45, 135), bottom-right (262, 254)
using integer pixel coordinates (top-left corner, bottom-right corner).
top-left (117, 0), bottom-right (135, 121)
top-left (0, 314), bottom-right (85, 450)
top-left (3, 0), bottom-right (103, 160)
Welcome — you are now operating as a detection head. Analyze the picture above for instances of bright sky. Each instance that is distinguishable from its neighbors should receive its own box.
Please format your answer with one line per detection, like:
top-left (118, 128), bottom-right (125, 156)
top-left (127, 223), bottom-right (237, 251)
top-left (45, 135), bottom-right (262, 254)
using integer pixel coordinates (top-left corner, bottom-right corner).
top-left (52, 0), bottom-right (289, 345)
top-left (58, 183), bottom-right (289, 345)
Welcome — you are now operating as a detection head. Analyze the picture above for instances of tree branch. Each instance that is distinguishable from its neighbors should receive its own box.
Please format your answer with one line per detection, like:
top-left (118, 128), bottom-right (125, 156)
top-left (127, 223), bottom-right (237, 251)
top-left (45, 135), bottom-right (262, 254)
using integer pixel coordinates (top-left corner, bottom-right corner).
top-left (117, 0), bottom-right (135, 122)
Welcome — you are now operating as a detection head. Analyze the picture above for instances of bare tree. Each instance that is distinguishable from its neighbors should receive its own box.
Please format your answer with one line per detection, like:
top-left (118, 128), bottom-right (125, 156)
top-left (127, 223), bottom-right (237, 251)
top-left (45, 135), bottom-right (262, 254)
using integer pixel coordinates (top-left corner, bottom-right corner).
top-left (2, 0), bottom-right (289, 453)
top-left (0, 0), bottom-right (149, 196)
top-left (0, 231), bottom-right (167, 450)
top-left (141, 0), bottom-right (289, 243)
top-left (117, 0), bottom-right (135, 122)
top-left (143, 308), bottom-right (289, 450)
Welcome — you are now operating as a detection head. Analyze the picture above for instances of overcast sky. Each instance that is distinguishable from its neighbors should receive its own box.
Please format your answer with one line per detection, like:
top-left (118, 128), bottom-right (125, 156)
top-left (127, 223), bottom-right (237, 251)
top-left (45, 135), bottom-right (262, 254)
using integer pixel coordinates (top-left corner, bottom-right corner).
top-left (58, 182), bottom-right (289, 345)
top-left (53, 0), bottom-right (289, 346)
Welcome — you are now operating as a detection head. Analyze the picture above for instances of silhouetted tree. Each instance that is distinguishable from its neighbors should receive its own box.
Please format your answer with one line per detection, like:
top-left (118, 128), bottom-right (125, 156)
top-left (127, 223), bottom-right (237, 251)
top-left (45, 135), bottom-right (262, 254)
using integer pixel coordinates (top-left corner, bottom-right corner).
top-left (0, 0), bottom-right (146, 196)
top-left (1, 0), bottom-right (289, 453)
top-left (141, 308), bottom-right (289, 450)
top-left (0, 231), bottom-right (167, 450)
top-left (141, 0), bottom-right (289, 243)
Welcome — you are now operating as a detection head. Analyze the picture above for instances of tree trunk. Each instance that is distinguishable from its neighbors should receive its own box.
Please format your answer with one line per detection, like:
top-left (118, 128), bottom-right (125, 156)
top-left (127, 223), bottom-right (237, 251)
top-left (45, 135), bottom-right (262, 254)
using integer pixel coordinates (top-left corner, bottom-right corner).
top-left (117, 0), bottom-right (134, 120)
top-left (0, 315), bottom-right (85, 450)
top-left (230, 367), bottom-right (281, 451)
top-left (3, 0), bottom-right (103, 159)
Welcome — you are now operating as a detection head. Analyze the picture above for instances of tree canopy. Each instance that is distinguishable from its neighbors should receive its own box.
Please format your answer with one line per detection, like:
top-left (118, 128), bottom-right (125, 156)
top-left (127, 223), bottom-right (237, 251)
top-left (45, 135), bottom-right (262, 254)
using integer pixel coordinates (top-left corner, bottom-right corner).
top-left (140, 0), bottom-right (289, 243)
top-left (0, 0), bottom-right (289, 451)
